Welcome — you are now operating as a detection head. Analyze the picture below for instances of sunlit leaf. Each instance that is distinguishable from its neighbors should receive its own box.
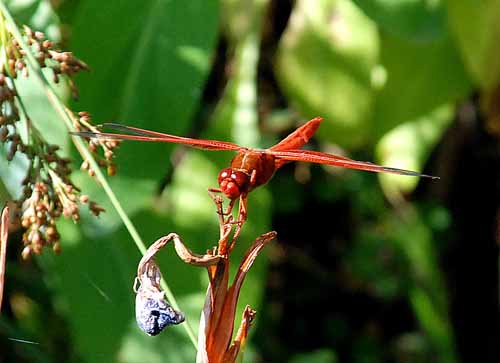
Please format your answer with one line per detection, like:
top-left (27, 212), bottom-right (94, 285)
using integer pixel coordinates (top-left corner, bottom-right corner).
top-left (0, 147), bottom-right (29, 199)
top-left (447, 0), bottom-right (500, 90)
top-left (0, 74), bottom-right (69, 199)
top-left (62, 0), bottom-right (220, 227)
top-left (372, 31), bottom-right (471, 139)
top-left (69, 0), bottom-right (219, 181)
top-left (16, 74), bottom-right (70, 147)
top-left (353, 0), bottom-right (446, 41)
top-left (276, 0), bottom-right (378, 148)
top-left (376, 105), bottom-right (452, 195)
top-left (6, 0), bottom-right (60, 39)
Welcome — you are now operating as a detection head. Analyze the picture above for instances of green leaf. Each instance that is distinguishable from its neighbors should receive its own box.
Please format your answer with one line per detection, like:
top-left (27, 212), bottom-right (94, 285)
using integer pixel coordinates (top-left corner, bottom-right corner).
top-left (48, 2), bottom-right (274, 361)
top-left (375, 105), bottom-right (453, 195)
top-left (48, 211), bottom-right (206, 363)
top-left (15, 74), bottom-right (70, 148)
top-left (47, 151), bottom-right (272, 362)
top-left (370, 28), bottom-right (470, 196)
top-left (289, 349), bottom-right (338, 363)
top-left (71, 172), bottom-right (158, 235)
top-left (0, 74), bottom-right (68, 198)
top-left (386, 208), bottom-right (457, 363)
top-left (410, 286), bottom-right (455, 361)
top-left (5, 0), bottom-right (60, 39)
top-left (69, 0), bottom-right (219, 181)
top-left (275, 0), bottom-right (378, 149)
top-left (0, 145), bottom-right (29, 198)
top-left (0, 2), bottom-right (66, 199)
top-left (447, 0), bottom-right (500, 90)
top-left (352, 0), bottom-right (446, 41)
top-left (39, 2), bottom-right (221, 361)
top-left (64, 0), bottom-right (219, 231)
top-left (119, 316), bottom-right (200, 363)
top-left (372, 31), bottom-right (471, 139)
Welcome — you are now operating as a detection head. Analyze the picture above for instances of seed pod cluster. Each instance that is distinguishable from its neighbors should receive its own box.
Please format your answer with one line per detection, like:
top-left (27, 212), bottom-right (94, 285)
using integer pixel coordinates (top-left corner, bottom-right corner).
top-left (17, 141), bottom-right (106, 259)
top-left (73, 111), bottom-right (121, 177)
top-left (20, 182), bottom-right (61, 258)
top-left (0, 25), bottom-right (108, 257)
top-left (5, 26), bottom-right (89, 99)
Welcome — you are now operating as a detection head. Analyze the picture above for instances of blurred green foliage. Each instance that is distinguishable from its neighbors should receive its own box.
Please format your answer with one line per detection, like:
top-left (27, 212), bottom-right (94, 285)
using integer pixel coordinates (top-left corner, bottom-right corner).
top-left (1, 0), bottom-right (498, 362)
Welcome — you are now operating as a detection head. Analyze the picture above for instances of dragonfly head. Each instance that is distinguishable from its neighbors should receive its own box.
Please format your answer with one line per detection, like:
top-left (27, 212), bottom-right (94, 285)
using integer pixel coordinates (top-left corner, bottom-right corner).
top-left (217, 168), bottom-right (249, 200)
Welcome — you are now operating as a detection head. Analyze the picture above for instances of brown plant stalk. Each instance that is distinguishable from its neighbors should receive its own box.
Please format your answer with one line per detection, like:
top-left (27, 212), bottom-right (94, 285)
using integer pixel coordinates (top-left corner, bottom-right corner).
top-left (0, 205), bottom-right (9, 312)
top-left (133, 192), bottom-right (276, 363)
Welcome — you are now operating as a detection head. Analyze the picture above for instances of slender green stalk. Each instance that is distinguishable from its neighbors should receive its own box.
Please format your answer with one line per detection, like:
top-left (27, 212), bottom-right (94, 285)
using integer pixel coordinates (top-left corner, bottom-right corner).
top-left (0, 1), bottom-right (197, 347)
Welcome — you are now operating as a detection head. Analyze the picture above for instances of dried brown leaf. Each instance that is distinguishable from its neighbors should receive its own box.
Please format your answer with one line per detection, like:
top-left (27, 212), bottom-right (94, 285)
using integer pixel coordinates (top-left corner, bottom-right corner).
top-left (207, 231), bottom-right (276, 361)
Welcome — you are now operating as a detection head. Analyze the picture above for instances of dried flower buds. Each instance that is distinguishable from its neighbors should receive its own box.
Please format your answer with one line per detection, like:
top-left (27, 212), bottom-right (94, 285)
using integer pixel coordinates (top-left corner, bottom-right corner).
top-left (0, 24), bottom-right (107, 258)
top-left (73, 112), bottom-right (120, 177)
top-left (11, 126), bottom-right (106, 259)
top-left (19, 26), bottom-right (89, 98)
top-left (19, 170), bottom-right (104, 259)
top-left (20, 183), bottom-right (60, 258)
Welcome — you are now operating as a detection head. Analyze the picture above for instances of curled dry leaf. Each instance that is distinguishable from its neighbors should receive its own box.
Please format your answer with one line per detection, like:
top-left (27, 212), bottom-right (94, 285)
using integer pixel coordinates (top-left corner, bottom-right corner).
top-left (134, 233), bottom-right (222, 336)
top-left (134, 255), bottom-right (185, 336)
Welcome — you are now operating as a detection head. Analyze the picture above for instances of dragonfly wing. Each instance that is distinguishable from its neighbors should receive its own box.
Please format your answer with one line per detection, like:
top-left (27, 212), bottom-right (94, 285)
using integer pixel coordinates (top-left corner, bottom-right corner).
top-left (72, 125), bottom-right (244, 152)
top-left (269, 117), bottom-right (323, 151)
top-left (269, 149), bottom-right (439, 179)
top-left (103, 123), bottom-right (190, 139)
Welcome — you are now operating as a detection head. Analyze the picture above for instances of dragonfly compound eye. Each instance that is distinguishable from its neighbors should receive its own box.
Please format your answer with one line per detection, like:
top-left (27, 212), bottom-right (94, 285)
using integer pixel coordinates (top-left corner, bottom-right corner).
top-left (217, 167), bottom-right (232, 185)
top-left (218, 169), bottom-right (249, 199)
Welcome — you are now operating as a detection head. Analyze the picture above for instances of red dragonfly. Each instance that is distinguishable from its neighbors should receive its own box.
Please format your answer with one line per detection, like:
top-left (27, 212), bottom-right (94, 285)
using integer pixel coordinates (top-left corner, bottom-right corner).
top-left (76, 117), bottom-right (437, 243)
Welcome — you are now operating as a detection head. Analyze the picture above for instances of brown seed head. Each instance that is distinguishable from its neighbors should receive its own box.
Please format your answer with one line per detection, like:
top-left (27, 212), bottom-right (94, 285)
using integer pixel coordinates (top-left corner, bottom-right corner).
top-left (21, 246), bottom-right (32, 260)
top-left (53, 242), bottom-right (61, 254)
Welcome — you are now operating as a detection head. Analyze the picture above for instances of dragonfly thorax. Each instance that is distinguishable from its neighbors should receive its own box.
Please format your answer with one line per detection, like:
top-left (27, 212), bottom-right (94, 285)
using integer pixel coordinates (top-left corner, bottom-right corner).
top-left (217, 168), bottom-right (249, 199)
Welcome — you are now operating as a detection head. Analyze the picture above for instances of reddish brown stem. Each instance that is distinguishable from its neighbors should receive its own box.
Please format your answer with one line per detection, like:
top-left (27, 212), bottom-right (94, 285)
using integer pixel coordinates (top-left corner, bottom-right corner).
top-left (0, 206), bottom-right (9, 313)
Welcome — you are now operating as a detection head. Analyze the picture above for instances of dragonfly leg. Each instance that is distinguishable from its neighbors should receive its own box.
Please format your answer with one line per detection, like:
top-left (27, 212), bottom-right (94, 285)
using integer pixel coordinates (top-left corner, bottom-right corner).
top-left (225, 199), bottom-right (236, 216)
top-left (249, 169), bottom-right (257, 186)
top-left (228, 194), bottom-right (248, 252)
top-left (208, 188), bottom-right (247, 253)
top-left (208, 187), bottom-right (236, 216)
